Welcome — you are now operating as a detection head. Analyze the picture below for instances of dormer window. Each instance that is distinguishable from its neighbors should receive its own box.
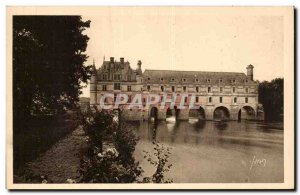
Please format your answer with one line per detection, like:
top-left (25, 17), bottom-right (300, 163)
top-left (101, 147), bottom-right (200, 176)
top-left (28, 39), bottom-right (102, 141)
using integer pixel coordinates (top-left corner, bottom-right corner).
top-left (103, 74), bottom-right (108, 80)
top-left (182, 78), bottom-right (186, 82)
top-left (171, 78), bottom-right (175, 82)
top-left (160, 78), bottom-right (164, 81)
top-left (245, 79), bottom-right (248, 83)
top-left (147, 77), bottom-right (151, 81)
top-left (195, 78), bottom-right (199, 82)
top-left (219, 79), bottom-right (223, 83)
top-left (207, 79), bottom-right (211, 83)
top-left (231, 79), bottom-right (236, 83)
top-left (114, 74), bottom-right (121, 81)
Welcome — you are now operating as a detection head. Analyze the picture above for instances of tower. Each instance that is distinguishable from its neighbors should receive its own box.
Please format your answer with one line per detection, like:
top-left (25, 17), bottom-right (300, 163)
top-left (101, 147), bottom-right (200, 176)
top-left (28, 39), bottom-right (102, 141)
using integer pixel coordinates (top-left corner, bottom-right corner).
top-left (90, 60), bottom-right (97, 106)
top-left (246, 64), bottom-right (254, 81)
top-left (136, 60), bottom-right (142, 75)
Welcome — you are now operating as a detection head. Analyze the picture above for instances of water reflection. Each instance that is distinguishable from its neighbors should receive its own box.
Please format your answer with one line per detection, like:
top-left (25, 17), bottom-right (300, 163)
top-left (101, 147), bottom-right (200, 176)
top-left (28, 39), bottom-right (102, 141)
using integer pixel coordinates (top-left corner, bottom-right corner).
top-left (127, 118), bottom-right (283, 148)
top-left (131, 119), bottom-right (284, 183)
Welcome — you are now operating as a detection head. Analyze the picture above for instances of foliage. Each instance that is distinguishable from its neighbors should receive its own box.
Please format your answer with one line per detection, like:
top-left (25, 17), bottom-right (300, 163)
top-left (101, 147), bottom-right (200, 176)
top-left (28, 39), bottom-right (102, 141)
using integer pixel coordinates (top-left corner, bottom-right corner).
top-left (80, 109), bottom-right (143, 183)
top-left (13, 16), bottom-right (92, 125)
top-left (142, 128), bottom-right (173, 183)
top-left (81, 107), bottom-right (117, 153)
top-left (258, 78), bottom-right (284, 121)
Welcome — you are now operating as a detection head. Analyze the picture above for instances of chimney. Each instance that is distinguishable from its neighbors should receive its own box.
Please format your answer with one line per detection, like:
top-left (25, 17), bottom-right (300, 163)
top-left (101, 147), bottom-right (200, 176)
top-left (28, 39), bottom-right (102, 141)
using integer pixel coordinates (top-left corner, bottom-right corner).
top-left (110, 57), bottom-right (114, 63)
top-left (120, 57), bottom-right (124, 63)
top-left (246, 64), bottom-right (254, 81)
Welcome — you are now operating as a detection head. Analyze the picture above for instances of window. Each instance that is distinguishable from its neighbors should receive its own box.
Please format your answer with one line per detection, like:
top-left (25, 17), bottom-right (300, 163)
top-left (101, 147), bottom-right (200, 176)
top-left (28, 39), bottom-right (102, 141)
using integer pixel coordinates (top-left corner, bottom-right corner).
top-left (220, 97), bottom-right (223, 103)
top-left (233, 87), bottom-right (236, 93)
top-left (103, 74), bottom-right (108, 80)
top-left (185, 97), bottom-right (188, 103)
top-left (196, 86), bottom-right (199, 92)
top-left (208, 87), bottom-right (211, 93)
top-left (127, 75), bottom-right (131, 81)
top-left (245, 97), bottom-right (248, 103)
top-left (103, 85), bottom-right (107, 91)
top-left (234, 97), bottom-right (237, 103)
top-left (183, 86), bottom-right (186, 92)
top-left (127, 85), bottom-right (131, 91)
top-left (209, 97), bottom-right (212, 103)
top-left (219, 79), bottom-right (223, 83)
top-left (160, 78), bottom-right (164, 81)
top-left (148, 77), bottom-right (151, 81)
top-left (232, 79), bottom-right (236, 83)
top-left (114, 74), bottom-right (121, 80)
top-left (245, 79), bottom-right (248, 83)
top-left (114, 94), bottom-right (117, 102)
top-left (196, 96), bottom-right (199, 102)
top-left (172, 86), bottom-right (175, 92)
top-left (171, 78), bottom-right (175, 82)
top-left (182, 78), bottom-right (186, 82)
top-left (147, 85), bottom-right (150, 91)
top-left (220, 87), bottom-right (223, 92)
top-left (128, 95), bottom-right (131, 102)
top-left (161, 96), bottom-right (163, 102)
top-left (195, 78), bottom-right (199, 82)
top-left (245, 87), bottom-right (249, 93)
top-left (114, 83), bottom-right (121, 90)
top-left (207, 79), bottom-right (211, 83)
top-left (161, 86), bottom-right (164, 92)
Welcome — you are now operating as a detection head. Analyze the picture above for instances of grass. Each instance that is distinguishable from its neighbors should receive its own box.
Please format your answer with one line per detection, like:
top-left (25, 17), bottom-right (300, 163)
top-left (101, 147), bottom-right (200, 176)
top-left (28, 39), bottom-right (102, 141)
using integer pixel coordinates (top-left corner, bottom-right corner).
top-left (13, 114), bottom-right (80, 176)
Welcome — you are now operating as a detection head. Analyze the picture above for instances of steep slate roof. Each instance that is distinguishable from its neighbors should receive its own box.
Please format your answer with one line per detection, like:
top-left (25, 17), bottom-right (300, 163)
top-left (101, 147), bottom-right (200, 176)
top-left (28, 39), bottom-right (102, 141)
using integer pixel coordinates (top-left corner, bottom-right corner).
top-left (98, 61), bottom-right (131, 71)
top-left (143, 69), bottom-right (255, 85)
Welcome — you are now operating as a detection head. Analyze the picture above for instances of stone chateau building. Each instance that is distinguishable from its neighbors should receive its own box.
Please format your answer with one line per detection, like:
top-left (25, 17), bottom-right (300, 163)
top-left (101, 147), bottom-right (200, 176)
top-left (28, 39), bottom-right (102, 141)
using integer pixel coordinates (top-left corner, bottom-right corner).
top-left (90, 57), bottom-right (264, 121)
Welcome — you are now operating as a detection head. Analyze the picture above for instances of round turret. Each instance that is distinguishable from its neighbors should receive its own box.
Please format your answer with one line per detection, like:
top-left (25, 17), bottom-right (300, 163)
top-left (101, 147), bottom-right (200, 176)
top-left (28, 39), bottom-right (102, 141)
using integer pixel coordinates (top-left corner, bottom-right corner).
top-left (246, 64), bottom-right (254, 81)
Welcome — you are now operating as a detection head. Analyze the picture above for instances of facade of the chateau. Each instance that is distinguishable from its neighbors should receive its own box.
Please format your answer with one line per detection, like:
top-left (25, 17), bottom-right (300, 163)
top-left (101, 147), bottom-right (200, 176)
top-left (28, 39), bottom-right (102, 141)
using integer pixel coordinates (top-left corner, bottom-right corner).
top-left (90, 57), bottom-right (264, 121)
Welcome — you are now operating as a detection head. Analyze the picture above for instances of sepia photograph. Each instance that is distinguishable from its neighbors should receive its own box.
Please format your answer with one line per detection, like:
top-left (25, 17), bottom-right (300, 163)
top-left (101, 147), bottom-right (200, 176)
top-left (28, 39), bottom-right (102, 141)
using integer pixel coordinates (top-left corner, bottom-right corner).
top-left (6, 6), bottom-right (294, 190)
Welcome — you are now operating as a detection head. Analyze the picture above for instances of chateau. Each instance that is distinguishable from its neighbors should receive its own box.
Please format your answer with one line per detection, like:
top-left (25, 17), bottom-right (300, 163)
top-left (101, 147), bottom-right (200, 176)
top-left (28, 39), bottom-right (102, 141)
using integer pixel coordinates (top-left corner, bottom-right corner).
top-left (90, 57), bottom-right (264, 121)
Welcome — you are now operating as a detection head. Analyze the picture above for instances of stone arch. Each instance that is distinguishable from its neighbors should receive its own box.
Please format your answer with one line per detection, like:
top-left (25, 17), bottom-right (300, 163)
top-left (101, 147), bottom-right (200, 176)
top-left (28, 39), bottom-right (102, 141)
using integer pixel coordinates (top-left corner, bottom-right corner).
top-left (188, 106), bottom-right (206, 120)
top-left (166, 106), bottom-right (179, 120)
top-left (238, 106), bottom-right (256, 121)
top-left (213, 106), bottom-right (230, 121)
top-left (149, 106), bottom-right (158, 121)
top-left (198, 107), bottom-right (206, 120)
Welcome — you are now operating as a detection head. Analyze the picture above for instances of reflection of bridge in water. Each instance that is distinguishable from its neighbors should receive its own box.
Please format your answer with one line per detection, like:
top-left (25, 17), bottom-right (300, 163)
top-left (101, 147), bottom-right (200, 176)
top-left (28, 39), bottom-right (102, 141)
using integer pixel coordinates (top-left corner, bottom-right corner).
top-left (128, 118), bottom-right (280, 146)
top-left (149, 105), bottom-right (258, 122)
top-left (132, 119), bottom-right (284, 183)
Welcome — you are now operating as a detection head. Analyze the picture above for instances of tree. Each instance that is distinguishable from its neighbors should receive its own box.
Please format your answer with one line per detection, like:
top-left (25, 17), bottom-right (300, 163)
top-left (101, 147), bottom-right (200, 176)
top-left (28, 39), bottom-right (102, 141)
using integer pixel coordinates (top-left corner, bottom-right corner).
top-left (13, 16), bottom-right (91, 125)
top-left (258, 78), bottom-right (284, 121)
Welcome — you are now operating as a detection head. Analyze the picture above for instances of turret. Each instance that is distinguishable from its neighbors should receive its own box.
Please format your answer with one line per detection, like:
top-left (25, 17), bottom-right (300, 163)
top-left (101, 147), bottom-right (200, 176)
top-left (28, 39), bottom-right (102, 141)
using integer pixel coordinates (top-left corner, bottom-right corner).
top-left (246, 64), bottom-right (254, 81)
top-left (90, 60), bottom-right (97, 105)
top-left (136, 60), bottom-right (142, 75)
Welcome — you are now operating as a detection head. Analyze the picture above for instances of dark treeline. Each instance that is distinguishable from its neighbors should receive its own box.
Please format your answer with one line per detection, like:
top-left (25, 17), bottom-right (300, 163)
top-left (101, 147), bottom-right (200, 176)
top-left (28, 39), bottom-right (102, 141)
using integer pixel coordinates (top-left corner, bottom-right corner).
top-left (258, 78), bottom-right (284, 122)
top-left (13, 16), bottom-right (92, 172)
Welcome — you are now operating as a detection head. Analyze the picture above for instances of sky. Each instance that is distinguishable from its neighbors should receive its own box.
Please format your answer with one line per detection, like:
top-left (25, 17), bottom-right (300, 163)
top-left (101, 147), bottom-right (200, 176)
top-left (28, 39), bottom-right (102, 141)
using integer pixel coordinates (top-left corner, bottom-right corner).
top-left (80, 7), bottom-right (284, 97)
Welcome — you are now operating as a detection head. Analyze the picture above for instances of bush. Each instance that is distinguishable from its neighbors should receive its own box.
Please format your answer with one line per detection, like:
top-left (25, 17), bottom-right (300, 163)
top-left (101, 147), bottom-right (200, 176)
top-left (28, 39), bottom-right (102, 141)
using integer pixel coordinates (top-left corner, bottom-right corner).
top-left (142, 128), bottom-right (173, 183)
top-left (80, 109), bottom-right (143, 183)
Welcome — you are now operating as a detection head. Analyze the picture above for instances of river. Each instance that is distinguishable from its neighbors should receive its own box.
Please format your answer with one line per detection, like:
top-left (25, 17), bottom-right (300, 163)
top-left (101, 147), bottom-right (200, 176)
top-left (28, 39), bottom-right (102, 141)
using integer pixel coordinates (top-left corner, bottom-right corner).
top-left (129, 118), bottom-right (283, 183)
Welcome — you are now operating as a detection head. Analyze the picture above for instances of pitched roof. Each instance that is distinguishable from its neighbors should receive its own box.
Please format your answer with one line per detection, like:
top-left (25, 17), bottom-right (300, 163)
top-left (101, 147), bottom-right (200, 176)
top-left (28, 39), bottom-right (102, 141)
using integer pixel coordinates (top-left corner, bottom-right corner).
top-left (143, 69), bottom-right (254, 85)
